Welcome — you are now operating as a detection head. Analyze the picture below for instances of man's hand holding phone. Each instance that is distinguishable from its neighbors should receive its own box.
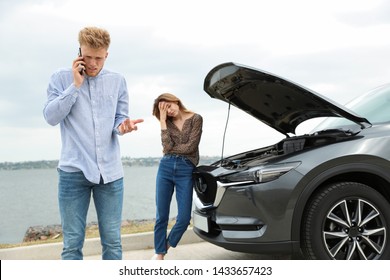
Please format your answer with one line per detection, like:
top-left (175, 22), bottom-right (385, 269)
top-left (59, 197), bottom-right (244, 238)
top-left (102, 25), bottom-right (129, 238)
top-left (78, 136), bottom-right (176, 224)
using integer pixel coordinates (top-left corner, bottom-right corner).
top-left (73, 48), bottom-right (85, 88)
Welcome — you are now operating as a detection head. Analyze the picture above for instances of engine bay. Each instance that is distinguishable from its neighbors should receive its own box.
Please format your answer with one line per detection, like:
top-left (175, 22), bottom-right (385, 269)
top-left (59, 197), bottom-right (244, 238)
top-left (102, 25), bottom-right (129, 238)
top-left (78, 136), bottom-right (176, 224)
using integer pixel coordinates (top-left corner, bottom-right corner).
top-left (216, 129), bottom-right (359, 169)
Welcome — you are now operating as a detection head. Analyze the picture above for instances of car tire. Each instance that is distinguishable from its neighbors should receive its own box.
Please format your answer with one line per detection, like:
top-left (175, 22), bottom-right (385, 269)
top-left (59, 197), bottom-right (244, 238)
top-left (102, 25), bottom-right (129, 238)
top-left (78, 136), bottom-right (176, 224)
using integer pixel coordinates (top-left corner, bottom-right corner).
top-left (301, 182), bottom-right (390, 260)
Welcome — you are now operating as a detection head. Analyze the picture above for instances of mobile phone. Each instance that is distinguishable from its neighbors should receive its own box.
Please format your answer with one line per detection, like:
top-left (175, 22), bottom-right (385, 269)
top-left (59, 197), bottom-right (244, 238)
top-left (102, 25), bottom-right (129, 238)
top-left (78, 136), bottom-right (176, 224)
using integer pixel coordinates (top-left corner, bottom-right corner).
top-left (78, 47), bottom-right (84, 74)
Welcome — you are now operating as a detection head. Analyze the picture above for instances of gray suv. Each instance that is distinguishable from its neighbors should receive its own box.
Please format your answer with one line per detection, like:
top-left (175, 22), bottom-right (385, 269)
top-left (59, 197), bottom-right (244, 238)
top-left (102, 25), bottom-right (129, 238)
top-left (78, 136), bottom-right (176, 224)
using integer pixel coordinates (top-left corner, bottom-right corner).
top-left (192, 62), bottom-right (390, 260)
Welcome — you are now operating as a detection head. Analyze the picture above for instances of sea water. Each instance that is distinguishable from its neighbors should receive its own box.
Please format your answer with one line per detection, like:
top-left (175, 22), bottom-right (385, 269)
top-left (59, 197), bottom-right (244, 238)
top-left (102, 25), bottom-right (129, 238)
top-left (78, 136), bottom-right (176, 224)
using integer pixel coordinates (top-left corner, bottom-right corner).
top-left (0, 166), bottom-right (179, 244)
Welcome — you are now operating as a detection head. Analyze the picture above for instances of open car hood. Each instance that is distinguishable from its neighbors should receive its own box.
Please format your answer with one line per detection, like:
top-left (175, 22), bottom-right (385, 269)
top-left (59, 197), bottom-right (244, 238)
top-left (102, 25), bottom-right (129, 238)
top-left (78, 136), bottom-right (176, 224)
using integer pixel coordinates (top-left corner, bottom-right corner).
top-left (204, 62), bottom-right (370, 135)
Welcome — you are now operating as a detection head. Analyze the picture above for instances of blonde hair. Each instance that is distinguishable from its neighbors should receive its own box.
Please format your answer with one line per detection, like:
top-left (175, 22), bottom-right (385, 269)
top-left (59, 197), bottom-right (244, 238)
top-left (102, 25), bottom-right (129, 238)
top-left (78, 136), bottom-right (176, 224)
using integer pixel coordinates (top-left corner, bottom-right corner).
top-left (78, 26), bottom-right (111, 49)
top-left (152, 93), bottom-right (192, 120)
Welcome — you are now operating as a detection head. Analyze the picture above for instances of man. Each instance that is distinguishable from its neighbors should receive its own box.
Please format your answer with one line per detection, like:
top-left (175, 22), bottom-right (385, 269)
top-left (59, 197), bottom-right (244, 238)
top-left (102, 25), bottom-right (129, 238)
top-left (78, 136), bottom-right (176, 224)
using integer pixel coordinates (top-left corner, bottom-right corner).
top-left (43, 26), bottom-right (143, 260)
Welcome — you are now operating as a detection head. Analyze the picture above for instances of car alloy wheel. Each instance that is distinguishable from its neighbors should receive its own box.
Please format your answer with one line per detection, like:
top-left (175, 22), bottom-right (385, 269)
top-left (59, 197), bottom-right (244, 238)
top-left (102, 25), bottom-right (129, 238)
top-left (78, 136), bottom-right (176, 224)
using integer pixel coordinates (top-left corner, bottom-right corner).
top-left (302, 182), bottom-right (390, 260)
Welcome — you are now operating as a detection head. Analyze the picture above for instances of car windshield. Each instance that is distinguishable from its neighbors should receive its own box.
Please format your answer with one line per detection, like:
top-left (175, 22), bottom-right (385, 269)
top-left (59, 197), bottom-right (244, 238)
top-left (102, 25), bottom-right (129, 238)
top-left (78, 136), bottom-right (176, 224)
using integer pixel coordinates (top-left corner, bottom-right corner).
top-left (313, 83), bottom-right (390, 131)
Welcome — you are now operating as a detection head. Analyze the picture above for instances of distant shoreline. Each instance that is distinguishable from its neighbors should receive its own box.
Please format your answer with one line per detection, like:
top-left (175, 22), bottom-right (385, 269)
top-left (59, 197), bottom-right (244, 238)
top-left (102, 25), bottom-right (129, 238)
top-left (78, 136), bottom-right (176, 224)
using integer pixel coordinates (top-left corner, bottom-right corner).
top-left (0, 156), bottom-right (220, 171)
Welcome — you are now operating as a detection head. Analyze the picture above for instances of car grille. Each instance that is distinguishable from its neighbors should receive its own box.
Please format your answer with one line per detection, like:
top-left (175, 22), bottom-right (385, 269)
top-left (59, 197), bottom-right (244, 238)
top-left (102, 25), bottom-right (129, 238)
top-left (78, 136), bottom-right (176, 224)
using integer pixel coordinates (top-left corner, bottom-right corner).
top-left (193, 171), bottom-right (217, 205)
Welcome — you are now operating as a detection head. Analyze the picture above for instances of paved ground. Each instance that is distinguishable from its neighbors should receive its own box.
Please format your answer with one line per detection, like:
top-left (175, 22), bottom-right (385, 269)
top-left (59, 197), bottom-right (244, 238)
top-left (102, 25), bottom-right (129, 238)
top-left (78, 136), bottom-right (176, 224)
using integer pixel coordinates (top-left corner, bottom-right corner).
top-left (85, 241), bottom-right (292, 260)
top-left (0, 229), bottom-right (292, 260)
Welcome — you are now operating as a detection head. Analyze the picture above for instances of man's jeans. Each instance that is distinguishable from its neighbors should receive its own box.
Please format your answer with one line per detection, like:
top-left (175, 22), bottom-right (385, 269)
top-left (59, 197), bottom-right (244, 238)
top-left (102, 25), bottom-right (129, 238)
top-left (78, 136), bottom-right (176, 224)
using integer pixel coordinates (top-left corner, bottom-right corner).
top-left (154, 155), bottom-right (195, 254)
top-left (58, 169), bottom-right (123, 260)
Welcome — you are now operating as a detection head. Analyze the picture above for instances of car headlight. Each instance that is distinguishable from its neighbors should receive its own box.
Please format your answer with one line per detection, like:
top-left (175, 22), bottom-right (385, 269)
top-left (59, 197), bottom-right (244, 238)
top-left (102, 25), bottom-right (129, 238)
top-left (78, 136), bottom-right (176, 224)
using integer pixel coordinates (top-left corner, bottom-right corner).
top-left (223, 162), bottom-right (301, 184)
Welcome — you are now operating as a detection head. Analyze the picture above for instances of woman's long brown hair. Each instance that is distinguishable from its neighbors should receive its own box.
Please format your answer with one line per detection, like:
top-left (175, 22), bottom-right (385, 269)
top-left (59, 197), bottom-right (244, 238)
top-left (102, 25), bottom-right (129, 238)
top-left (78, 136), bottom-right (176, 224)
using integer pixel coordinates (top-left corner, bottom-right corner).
top-left (152, 93), bottom-right (192, 120)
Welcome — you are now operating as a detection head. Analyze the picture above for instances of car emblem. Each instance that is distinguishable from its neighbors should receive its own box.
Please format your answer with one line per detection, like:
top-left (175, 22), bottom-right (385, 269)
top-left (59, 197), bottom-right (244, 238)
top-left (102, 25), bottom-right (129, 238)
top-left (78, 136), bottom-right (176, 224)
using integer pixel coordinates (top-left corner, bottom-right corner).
top-left (194, 176), bottom-right (207, 193)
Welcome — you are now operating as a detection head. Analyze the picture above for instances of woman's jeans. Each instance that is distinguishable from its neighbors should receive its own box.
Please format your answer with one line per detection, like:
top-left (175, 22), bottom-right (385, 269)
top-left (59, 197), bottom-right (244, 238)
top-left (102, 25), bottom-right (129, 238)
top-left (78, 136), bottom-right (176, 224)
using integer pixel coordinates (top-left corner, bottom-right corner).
top-left (154, 155), bottom-right (195, 254)
top-left (58, 169), bottom-right (123, 260)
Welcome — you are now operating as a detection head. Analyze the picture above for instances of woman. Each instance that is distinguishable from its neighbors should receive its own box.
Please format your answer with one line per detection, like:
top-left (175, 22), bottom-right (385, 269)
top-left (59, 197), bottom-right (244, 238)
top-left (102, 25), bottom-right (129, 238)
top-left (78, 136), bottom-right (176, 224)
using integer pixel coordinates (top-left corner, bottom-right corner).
top-left (151, 93), bottom-right (203, 260)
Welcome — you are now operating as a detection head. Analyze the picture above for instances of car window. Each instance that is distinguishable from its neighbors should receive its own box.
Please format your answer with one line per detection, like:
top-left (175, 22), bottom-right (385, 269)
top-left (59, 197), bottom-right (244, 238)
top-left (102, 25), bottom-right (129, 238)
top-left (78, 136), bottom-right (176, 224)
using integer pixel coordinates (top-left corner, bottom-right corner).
top-left (313, 84), bottom-right (390, 131)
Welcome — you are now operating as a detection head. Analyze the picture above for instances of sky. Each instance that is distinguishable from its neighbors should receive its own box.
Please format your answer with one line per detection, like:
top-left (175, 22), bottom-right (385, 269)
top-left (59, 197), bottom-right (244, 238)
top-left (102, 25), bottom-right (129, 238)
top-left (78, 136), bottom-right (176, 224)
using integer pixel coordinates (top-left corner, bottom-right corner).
top-left (1, 0), bottom-right (390, 162)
